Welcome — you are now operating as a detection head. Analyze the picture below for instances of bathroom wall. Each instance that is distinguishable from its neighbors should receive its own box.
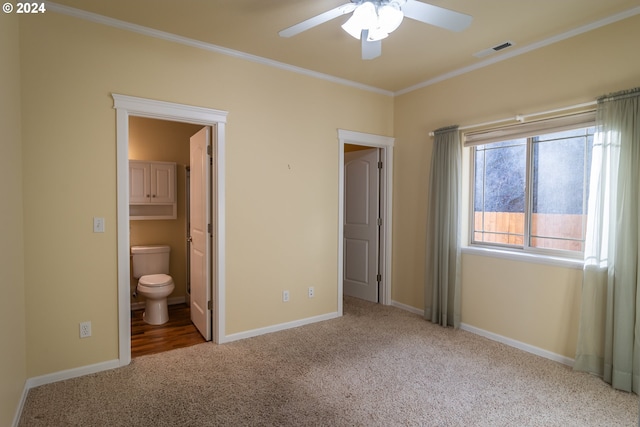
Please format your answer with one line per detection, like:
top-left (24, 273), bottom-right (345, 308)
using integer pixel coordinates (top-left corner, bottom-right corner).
top-left (129, 116), bottom-right (204, 305)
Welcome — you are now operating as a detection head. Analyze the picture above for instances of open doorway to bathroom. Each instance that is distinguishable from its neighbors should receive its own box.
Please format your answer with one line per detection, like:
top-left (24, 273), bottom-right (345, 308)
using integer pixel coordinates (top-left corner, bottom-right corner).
top-left (114, 93), bottom-right (229, 366)
top-left (128, 117), bottom-right (207, 358)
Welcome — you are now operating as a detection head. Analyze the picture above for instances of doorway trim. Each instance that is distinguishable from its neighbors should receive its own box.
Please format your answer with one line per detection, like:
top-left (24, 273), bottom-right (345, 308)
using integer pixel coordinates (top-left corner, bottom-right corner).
top-left (113, 94), bottom-right (227, 366)
top-left (338, 129), bottom-right (394, 315)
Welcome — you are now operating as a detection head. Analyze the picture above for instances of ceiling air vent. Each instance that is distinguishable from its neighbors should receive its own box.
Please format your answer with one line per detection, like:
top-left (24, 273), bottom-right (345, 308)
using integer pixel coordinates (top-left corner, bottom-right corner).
top-left (473, 41), bottom-right (515, 58)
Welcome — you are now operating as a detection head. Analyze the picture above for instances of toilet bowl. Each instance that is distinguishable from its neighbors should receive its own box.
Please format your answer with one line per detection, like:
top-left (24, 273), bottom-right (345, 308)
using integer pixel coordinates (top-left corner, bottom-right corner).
top-left (137, 274), bottom-right (175, 325)
top-left (131, 245), bottom-right (175, 325)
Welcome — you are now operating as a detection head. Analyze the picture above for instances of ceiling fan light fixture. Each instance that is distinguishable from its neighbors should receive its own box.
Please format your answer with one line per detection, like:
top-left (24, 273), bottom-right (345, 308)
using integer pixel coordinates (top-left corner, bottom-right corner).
top-left (341, 1), bottom-right (377, 39)
top-left (341, 16), bottom-right (364, 39)
top-left (342, 1), bottom-right (403, 41)
top-left (367, 27), bottom-right (389, 41)
top-left (378, 3), bottom-right (404, 34)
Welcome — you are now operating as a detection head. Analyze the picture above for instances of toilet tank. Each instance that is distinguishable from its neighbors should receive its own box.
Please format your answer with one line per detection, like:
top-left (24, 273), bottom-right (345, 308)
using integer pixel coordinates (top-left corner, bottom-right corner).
top-left (131, 245), bottom-right (170, 278)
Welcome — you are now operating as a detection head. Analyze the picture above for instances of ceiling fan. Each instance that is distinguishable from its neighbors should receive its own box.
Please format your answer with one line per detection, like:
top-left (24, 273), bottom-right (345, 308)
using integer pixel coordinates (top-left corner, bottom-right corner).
top-left (279, 0), bottom-right (473, 60)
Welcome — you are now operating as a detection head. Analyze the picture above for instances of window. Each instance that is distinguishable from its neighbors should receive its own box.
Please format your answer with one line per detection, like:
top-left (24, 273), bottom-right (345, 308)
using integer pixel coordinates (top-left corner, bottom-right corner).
top-left (468, 113), bottom-right (595, 257)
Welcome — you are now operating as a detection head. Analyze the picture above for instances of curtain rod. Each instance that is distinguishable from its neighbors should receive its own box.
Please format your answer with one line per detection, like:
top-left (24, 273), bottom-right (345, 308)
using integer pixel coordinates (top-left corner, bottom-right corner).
top-left (428, 100), bottom-right (597, 137)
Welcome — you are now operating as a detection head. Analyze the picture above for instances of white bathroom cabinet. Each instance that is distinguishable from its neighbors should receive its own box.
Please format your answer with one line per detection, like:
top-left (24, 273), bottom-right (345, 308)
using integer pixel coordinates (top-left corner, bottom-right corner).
top-left (129, 160), bottom-right (177, 220)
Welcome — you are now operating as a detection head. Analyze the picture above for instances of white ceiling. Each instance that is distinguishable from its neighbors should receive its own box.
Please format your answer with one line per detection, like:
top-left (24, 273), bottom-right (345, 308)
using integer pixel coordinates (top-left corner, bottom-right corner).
top-left (49, 0), bottom-right (640, 94)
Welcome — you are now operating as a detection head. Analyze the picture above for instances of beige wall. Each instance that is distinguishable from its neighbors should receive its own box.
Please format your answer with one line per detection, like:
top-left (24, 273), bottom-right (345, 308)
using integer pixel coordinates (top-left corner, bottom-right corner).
top-left (129, 117), bottom-right (203, 303)
top-left (393, 15), bottom-right (640, 358)
top-left (0, 12), bottom-right (27, 427)
top-left (20, 12), bottom-right (393, 377)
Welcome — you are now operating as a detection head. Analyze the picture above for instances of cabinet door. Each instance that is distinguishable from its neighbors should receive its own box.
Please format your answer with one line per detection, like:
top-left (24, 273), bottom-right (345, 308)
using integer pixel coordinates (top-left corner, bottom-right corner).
top-left (129, 161), bottom-right (150, 204)
top-left (151, 163), bottom-right (175, 204)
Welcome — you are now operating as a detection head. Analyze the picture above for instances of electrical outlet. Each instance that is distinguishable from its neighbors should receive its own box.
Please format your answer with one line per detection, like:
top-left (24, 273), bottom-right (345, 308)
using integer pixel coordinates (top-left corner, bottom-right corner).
top-left (308, 286), bottom-right (314, 298)
top-left (282, 290), bottom-right (290, 302)
top-left (80, 321), bottom-right (92, 338)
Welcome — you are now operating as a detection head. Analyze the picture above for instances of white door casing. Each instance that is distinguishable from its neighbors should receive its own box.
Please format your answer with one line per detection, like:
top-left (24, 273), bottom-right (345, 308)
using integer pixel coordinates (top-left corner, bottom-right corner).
top-left (190, 127), bottom-right (212, 341)
top-left (344, 148), bottom-right (380, 303)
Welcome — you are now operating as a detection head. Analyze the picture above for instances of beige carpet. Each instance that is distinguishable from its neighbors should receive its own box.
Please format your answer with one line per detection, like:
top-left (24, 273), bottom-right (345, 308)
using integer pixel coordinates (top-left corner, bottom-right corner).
top-left (19, 297), bottom-right (638, 426)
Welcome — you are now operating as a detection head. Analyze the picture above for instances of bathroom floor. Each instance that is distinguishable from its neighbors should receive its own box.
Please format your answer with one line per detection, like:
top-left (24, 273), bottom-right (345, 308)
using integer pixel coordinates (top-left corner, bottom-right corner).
top-left (131, 303), bottom-right (207, 358)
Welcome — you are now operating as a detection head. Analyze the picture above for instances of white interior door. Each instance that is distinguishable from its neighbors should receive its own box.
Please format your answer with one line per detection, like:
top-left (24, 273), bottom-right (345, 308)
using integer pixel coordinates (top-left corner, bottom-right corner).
top-left (189, 127), bottom-right (212, 340)
top-left (344, 148), bottom-right (380, 302)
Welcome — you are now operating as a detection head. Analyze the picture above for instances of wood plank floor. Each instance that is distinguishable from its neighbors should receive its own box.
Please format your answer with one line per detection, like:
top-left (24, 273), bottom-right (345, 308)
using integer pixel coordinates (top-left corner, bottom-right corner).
top-left (131, 303), bottom-right (206, 358)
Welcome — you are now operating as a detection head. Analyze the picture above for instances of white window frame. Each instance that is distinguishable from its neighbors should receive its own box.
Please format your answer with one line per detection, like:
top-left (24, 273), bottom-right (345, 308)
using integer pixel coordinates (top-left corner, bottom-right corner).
top-left (465, 112), bottom-right (595, 260)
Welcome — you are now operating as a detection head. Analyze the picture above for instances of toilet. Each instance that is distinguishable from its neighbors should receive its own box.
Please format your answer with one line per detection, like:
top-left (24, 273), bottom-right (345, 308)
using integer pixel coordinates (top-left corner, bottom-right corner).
top-left (131, 245), bottom-right (175, 325)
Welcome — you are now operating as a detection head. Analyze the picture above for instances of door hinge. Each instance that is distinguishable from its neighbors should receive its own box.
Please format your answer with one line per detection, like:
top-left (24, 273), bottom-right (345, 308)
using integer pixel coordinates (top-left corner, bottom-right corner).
top-left (378, 161), bottom-right (383, 169)
top-left (208, 223), bottom-right (212, 234)
top-left (207, 145), bottom-right (212, 156)
top-left (376, 274), bottom-right (382, 282)
top-left (208, 300), bottom-right (213, 310)
top-left (377, 218), bottom-right (382, 226)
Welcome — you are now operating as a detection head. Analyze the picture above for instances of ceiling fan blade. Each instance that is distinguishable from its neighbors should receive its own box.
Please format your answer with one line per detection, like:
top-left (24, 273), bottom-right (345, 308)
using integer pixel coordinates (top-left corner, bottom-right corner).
top-left (361, 31), bottom-right (381, 60)
top-left (402, 0), bottom-right (472, 32)
top-left (279, 3), bottom-right (356, 38)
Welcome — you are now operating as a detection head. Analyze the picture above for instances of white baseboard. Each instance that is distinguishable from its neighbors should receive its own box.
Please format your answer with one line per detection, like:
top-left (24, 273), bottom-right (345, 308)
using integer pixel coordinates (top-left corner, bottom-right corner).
top-left (390, 300), bottom-right (425, 316)
top-left (390, 300), bottom-right (574, 367)
top-left (25, 359), bottom-right (122, 389)
top-left (221, 311), bottom-right (340, 343)
top-left (12, 381), bottom-right (29, 427)
top-left (459, 323), bottom-right (575, 367)
top-left (130, 295), bottom-right (186, 311)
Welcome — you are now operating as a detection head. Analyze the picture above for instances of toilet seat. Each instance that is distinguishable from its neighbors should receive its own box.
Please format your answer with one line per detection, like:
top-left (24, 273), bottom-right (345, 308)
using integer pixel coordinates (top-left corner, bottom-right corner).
top-left (138, 274), bottom-right (173, 287)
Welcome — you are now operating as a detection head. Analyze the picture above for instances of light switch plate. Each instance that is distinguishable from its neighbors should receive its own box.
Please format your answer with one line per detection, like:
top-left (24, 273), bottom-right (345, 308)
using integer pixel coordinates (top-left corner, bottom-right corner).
top-left (93, 217), bottom-right (105, 233)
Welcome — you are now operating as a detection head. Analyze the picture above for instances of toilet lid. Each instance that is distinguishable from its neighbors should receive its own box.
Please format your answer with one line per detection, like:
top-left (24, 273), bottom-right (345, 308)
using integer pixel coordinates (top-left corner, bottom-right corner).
top-left (139, 274), bottom-right (173, 287)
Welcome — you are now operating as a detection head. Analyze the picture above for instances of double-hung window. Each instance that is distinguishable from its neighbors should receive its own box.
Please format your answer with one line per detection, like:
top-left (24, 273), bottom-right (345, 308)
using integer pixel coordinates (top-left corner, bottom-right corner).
top-left (466, 112), bottom-right (595, 257)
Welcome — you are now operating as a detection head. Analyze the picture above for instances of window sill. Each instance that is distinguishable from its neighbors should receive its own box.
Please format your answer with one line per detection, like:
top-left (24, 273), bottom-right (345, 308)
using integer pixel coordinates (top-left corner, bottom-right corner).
top-left (461, 246), bottom-right (584, 270)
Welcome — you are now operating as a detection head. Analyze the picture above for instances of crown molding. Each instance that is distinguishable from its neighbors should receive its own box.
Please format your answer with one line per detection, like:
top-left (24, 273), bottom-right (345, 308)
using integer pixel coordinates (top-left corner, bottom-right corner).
top-left (45, 2), bottom-right (394, 97)
top-left (46, 2), bottom-right (640, 97)
top-left (395, 5), bottom-right (640, 96)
